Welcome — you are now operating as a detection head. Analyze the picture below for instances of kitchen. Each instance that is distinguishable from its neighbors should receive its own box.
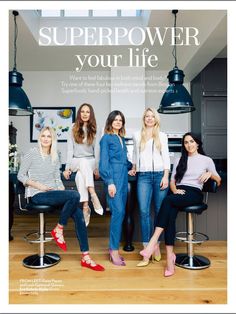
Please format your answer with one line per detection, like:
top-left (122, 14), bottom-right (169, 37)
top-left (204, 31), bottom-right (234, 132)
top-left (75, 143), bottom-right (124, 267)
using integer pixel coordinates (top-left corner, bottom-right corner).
top-left (7, 6), bottom-right (228, 308)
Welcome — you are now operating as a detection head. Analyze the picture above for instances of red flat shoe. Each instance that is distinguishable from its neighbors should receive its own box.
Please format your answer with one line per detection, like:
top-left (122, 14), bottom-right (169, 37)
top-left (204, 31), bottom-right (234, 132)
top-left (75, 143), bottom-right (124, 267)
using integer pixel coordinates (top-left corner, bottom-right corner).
top-left (81, 255), bottom-right (105, 271)
top-left (51, 229), bottom-right (67, 251)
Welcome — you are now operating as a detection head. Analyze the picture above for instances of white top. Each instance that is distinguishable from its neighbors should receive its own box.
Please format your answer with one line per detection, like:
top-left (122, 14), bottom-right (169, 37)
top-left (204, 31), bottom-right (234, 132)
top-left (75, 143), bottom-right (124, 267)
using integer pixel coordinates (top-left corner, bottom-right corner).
top-left (132, 131), bottom-right (170, 172)
top-left (171, 153), bottom-right (219, 190)
top-left (65, 124), bottom-right (101, 170)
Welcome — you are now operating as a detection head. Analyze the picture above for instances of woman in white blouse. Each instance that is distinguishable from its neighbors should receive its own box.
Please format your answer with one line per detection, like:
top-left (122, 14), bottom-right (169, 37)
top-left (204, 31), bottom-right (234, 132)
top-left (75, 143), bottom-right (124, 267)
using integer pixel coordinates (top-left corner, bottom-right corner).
top-left (129, 107), bottom-right (170, 267)
top-left (63, 103), bottom-right (103, 226)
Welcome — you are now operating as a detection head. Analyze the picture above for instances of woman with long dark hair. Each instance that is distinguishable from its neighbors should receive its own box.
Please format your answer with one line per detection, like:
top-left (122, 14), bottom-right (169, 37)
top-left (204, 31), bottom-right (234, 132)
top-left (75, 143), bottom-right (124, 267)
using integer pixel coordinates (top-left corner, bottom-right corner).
top-left (139, 132), bottom-right (221, 276)
top-left (99, 110), bottom-right (132, 266)
top-left (63, 103), bottom-right (103, 226)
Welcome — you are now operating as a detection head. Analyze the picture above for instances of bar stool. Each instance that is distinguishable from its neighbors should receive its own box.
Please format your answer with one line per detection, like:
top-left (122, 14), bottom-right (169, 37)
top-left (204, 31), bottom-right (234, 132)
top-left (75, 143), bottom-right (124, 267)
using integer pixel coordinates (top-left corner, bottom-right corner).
top-left (175, 179), bottom-right (217, 269)
top-left (17, 181), bottom-right (61, 269)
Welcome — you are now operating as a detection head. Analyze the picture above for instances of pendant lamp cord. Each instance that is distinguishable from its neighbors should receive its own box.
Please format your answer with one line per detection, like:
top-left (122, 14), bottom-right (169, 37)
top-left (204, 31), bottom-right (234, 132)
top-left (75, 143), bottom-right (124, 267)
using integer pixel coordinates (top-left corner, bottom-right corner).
top-left (172, 10), bottom-right (178, 68)
top-left (13, 11), bottom-right (18, 71)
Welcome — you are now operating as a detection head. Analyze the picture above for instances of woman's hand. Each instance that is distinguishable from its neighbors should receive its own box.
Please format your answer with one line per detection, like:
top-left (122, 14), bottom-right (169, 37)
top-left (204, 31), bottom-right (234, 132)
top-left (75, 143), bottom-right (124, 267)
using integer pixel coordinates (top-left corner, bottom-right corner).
top-left (57, 186), bottom-right (65, 191)
top-left (128, 165), bottom-right (136, 176)
top-left (199, 171), bottom-right (212, 183)
top-left (63, 169), bottom-right (71, 180)
top-left (128, 169), bottom-right (136, 176)
top-left (108, 184), bottom-right (116, 197)
top-left (26, 179), bottom-right (53, 192)
top-left (173, 189), bottom-right (186, 195)
top-left (37, 182), bottom-right (53, 192)
top-left (160, 176), bottom-right (169, 190)
top-left (93, 168), bottom-right (100, 180)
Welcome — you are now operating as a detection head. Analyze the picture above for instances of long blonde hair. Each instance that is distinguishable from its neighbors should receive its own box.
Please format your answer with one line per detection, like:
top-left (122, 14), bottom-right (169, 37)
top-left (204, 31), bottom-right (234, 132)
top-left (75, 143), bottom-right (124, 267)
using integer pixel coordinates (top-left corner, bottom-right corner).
top-left (140, 107), bottom-right (161, 151)
top-left (38, 126), bottom-right (58, 163)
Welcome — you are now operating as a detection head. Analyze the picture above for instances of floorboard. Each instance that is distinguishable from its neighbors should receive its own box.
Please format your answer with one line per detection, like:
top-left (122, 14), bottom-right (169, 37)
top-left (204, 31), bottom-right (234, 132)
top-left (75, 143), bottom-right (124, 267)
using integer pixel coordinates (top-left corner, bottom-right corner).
top-left (9, 214), bottom-right (227, 304)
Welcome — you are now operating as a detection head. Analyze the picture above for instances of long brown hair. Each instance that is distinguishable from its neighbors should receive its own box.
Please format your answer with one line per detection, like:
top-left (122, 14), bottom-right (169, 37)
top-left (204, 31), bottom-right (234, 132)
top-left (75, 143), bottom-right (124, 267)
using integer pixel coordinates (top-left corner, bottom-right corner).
top-left (104, 110), bottom-right (126, 137)
top-left (72, 103), bottom-right (97, 145)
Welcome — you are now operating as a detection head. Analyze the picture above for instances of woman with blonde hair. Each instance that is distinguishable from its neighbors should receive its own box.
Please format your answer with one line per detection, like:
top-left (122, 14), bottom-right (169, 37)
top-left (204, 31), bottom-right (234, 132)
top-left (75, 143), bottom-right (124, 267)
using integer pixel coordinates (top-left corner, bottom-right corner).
top-left (18, 126), bottom-right (104, 271)
top-left (129, 107), bottom-right (170, 267)
top-left (63, 103), bottom-right (103, 226)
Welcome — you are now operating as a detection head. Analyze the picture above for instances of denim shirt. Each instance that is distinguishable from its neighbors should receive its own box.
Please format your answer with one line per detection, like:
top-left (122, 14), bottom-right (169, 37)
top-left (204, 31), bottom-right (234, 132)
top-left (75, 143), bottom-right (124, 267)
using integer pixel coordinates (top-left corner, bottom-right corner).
top-left (99, 134), bottom-right (132, 186)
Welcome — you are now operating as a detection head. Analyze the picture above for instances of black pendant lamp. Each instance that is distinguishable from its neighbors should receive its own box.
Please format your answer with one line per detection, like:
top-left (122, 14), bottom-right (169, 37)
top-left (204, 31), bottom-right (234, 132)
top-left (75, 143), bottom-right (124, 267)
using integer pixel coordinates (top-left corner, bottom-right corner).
top-left (158, 10), bottom-right (195, 114)
top-left (9, 11), bottom-right (33, 116)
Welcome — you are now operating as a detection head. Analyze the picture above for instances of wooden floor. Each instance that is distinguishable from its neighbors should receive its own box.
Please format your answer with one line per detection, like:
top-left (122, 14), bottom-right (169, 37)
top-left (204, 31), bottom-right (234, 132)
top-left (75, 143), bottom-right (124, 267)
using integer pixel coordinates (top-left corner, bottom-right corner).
top-left (9, 214), bottom-right (227, 304)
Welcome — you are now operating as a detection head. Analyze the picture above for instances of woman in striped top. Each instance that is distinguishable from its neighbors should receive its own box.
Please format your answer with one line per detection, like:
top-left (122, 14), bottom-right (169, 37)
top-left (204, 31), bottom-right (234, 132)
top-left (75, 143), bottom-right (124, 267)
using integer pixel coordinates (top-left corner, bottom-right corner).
top-left (18, 126), bottom-right (104, 271)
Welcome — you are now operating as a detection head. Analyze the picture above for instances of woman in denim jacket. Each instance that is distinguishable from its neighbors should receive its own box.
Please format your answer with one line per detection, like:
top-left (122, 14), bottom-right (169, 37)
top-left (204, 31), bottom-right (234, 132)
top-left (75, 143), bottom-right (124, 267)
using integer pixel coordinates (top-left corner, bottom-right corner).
top-left (99, 110), bottom-right (132, 266)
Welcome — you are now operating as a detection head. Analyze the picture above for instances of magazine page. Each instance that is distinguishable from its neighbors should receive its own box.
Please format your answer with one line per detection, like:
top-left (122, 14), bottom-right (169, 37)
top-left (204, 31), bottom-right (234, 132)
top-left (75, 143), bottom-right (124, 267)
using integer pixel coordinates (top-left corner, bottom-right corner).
top-left (1, 1), bottom-right (235, 313)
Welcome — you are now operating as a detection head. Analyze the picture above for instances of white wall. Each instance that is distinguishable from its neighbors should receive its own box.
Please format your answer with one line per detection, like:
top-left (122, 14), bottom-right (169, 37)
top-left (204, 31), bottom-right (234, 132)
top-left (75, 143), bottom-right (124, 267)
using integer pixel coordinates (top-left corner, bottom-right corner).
top-left (111, 66), bottom-right (146, 137)
top-left (10, 69), bottom-right (190, 164)
top-left (10, 70), bottom-right (110, 163)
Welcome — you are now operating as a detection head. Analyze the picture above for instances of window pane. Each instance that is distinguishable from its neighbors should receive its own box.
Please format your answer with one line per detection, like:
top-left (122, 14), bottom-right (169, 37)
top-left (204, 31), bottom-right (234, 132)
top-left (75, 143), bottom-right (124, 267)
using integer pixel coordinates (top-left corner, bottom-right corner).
top-left (64, 10), bottom-right (89, 17)
top-left (93, 10), bottom-right (117, 17)
top-left (41, 10), bottom-right (61, 17)
top-left (121, 10), bottom-right (137, 17)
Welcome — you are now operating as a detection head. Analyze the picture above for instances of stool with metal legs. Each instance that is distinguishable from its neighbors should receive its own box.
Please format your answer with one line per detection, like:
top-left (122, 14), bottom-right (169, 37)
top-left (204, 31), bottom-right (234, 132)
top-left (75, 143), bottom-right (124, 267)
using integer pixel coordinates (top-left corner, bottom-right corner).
top-left (175, 179), bottom-right (217, 270)
top-left (17, 181), bottom-right (61, 269)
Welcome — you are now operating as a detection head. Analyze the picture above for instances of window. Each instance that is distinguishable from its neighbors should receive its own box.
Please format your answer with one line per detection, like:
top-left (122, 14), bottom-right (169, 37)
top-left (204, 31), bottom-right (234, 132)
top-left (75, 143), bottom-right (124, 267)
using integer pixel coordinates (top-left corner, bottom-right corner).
top-left (93, 10), bottom-right (118, 17)
top-left (121, 10), bottom-right (141, 17)
top-left (39, 10), bottom-right (142, 18)
top-left (41, 10), bottom-right (61, 17)
top-left (64, 10), bottom-right (89, 17)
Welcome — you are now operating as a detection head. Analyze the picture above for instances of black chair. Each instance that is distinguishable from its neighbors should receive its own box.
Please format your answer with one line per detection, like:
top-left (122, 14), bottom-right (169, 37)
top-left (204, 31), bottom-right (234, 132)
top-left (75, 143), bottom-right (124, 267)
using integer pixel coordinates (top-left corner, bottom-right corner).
top-left (175, 179), bottom-right (218, 269)
top-left (17, 181), bottom-right (61, 269)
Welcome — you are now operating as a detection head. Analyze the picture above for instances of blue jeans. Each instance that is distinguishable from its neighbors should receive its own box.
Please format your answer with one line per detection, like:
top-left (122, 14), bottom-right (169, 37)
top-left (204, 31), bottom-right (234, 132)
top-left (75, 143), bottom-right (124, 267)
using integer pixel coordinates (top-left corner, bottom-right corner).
top-left (106, 164), bottom-right (128, 250)
top-left (137, 171), bottom-right (169, 244)
top-left (31, 190), bottom-right (89, 252)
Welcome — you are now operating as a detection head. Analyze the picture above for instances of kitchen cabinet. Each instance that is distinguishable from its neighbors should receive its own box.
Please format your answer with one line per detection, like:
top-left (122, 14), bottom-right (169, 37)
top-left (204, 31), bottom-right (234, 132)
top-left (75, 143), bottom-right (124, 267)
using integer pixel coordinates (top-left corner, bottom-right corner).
top-left (191, 58), bottom-right (227, 159)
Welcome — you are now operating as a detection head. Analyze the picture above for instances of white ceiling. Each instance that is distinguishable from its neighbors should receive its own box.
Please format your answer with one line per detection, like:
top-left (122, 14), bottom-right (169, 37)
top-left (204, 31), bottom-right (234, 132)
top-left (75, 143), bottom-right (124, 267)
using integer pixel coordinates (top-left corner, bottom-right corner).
top-left (9, 10), bottom-right (227, 82)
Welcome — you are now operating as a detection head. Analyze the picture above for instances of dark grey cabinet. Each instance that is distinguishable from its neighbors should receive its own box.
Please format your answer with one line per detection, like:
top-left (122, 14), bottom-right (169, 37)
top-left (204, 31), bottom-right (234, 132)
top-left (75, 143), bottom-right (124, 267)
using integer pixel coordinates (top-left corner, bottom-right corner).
top-left (201, 58), bottom-right (227, 96)
top-left (191, 58), bottom-right (227, 159)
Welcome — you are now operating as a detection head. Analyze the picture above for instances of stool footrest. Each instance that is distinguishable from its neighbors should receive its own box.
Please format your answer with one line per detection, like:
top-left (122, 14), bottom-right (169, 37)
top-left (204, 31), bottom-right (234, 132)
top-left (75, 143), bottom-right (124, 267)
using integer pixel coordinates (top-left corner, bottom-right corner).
top-left (175, 253), bottom-right (210, 269)
top-left (24, 231), bottom-right (53, 244)
top-left (23, 253), bottom-right (61, 269)
top-left (175, 231), bottom-right (209, 244)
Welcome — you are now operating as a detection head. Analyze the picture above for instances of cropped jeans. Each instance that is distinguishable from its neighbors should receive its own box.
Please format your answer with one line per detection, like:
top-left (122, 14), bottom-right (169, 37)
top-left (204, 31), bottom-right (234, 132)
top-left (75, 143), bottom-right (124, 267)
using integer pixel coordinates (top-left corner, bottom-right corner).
top-left (156, 185), bottom-right (203, 246)
top-left (137, 171), bottom-right (169, 244)
top-left (31, 190), bottom-right (89, 252)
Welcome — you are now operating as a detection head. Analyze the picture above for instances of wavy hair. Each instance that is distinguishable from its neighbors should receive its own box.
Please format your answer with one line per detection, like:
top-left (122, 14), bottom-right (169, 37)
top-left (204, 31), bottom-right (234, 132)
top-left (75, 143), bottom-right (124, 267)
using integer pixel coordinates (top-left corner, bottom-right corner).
top-left (175, 132), bottom-right (206, 183)
top-left (140, 107), bottom-right (161, 151)
top-left (38, 126), bottom-right (58, 163)
top-left (73, 103), bottom-right (97, 145)
top-left (104, 110), bottom-right (126, 137)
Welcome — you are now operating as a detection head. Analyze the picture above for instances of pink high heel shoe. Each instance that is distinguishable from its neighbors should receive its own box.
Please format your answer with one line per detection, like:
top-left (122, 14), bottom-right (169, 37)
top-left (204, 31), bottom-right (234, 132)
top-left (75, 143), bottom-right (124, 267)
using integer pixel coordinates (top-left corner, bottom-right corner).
top-left (164, 253), bottom-right (176, 277)
top-left (109, 249), bottom-right (126, 266)
top-left (140, 243), bottom-right (158, 259)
